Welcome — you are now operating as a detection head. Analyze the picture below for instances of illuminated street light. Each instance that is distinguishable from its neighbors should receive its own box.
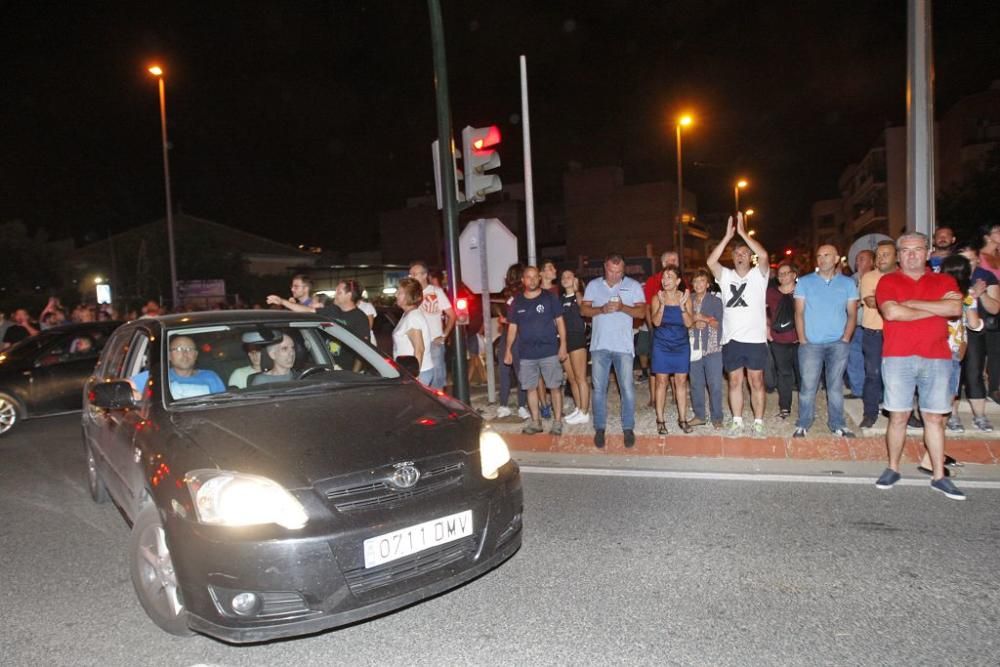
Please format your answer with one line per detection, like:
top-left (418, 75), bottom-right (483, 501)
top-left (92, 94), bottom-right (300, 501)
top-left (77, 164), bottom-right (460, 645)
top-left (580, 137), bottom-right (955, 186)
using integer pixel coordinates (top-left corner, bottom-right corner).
top-left (147, 63), bottom-right (180, 309)
top-left (734, 179), bottom-right (748, 212)
top-left (675, 113), bottom-right (694, 264)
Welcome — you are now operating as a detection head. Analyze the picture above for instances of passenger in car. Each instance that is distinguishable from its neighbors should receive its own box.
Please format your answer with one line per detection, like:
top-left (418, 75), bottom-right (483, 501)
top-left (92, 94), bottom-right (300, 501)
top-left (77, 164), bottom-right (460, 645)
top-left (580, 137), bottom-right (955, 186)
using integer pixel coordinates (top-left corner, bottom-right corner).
top-left (250, 334), bottom-right (297, 385)
top-left (131, 335), bottom-right (225, 399)
top-left (227, 345), bottom-right (263, 388)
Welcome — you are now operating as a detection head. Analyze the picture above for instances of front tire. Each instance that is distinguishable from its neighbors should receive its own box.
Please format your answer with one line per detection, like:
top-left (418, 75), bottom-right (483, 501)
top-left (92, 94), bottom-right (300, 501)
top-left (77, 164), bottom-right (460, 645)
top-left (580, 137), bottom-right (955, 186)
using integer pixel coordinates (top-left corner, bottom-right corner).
top-left (84, 442), bottom-right (109, 504)
top-left (0, 391), bottom-right (23, 437)
top-left (129, 504), bottom-right (193, 636)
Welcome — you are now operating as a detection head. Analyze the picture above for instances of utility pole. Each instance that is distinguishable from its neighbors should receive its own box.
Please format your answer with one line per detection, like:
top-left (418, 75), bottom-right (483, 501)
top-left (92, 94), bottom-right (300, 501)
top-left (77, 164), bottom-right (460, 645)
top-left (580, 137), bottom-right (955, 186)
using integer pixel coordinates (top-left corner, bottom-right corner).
top-left (906, 0), bottom-right (935, 236)
top-left (427, 0), bottom-right (469, 403)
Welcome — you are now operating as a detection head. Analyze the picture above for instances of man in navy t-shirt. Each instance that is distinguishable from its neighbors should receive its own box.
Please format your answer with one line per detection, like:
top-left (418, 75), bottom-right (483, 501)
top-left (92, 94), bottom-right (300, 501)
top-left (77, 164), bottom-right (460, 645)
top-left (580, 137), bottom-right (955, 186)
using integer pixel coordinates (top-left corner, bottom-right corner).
top-left (504, 266), bottom-right (568, 435)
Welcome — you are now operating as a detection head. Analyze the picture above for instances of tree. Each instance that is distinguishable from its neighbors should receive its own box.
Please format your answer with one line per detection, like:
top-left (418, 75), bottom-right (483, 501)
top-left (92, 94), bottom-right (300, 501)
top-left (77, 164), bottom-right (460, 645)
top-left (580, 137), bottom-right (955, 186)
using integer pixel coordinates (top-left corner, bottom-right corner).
top-left (937, 146), bottom-right (1000, 242)
top-left (0, 221), bottom-right (65, 313)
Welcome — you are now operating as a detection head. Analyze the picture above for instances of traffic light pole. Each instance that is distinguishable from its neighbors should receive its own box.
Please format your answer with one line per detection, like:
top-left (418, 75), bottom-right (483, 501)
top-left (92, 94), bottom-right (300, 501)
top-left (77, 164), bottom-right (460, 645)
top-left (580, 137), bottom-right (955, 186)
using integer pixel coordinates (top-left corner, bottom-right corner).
top-left (427, 0), bottom-right (469, 404)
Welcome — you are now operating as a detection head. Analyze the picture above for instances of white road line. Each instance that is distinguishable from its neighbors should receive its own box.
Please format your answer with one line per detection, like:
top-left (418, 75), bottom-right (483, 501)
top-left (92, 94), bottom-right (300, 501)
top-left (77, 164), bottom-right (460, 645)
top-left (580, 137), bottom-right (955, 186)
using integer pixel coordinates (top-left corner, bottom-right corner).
top-left (520, 465), bottom-right (1000, 489)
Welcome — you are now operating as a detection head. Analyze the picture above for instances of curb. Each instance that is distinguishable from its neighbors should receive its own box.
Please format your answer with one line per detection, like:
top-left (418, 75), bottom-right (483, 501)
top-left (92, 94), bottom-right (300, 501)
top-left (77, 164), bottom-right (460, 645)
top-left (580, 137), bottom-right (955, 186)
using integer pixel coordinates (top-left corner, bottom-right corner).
top-left (502, 432), bottom-right (1000, 465)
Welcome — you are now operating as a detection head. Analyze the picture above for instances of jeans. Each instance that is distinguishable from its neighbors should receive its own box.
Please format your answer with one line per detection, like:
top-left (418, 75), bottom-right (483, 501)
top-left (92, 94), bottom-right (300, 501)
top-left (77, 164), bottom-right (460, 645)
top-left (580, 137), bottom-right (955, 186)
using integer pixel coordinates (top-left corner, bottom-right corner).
top-left (689, 351), bottom-right (724, 422)
top-left (769, 341), bottom-right (799, 412)
top-left (861, 329), bottom-right (883, 419)
top-left (963, 330), bottom-right (987, 400)
top-left (847, 325), bottom-right (864, 396)
top-left (987, 330), bottom-right (1000, 393)
top-left (428, 339), bottom-right (447, 389)
top-left (591, 349), bottom-right (636, 430)
top-left (497, 331), bottom-right (527, 409)
top-left (796, 340), bottom-right (849, 432)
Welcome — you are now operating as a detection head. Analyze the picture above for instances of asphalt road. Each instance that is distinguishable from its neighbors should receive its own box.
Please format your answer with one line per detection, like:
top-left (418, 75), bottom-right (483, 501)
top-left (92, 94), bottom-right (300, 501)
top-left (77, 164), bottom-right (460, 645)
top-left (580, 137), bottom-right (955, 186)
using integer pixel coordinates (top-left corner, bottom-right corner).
top-left (1, 414), bottom-right (999, 666)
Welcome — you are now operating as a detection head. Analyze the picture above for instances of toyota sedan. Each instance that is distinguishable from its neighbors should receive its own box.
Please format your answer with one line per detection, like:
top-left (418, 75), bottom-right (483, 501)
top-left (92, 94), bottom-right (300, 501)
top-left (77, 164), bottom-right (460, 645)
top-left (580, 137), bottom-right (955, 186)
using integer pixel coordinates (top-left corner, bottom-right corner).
top-left (82, 311), bottom-right (522, 643)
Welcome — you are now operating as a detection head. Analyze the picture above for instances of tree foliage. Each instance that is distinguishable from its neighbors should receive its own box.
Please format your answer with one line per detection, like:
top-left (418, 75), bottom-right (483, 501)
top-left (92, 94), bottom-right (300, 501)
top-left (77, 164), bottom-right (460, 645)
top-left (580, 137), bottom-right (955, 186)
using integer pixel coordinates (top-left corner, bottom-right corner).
top-left (938, 146), bottom-right (1000, 242)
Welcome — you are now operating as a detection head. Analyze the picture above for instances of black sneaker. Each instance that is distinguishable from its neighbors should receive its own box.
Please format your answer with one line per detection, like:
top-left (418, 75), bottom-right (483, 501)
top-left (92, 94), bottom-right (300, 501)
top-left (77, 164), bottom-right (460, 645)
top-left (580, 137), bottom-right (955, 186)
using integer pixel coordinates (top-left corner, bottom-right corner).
top-left (594, 429), bottom-right (605, 449)
top-left (931, 477), bottom-right (966, 500)
top-left (875, 468), bottom-right (901, 489)
top-left (908, 414), bottom-right (924, 428)
top-left (623, 429), bottom-right (636, 448)
top-left (792, 427), bottom-right (807, 438)
top-left (832, 428), bottom-right (856, 439)
top-left (859, 415), bottom-right (877, 429)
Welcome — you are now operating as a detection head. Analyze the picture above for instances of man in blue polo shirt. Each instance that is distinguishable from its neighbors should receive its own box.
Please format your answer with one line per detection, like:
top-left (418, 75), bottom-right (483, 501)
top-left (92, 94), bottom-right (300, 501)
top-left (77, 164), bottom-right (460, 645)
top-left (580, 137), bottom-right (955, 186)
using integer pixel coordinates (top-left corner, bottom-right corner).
top-left (793, 245), bottom-right (858, 438)
top-left (580, 253), bottom-right (647, 448)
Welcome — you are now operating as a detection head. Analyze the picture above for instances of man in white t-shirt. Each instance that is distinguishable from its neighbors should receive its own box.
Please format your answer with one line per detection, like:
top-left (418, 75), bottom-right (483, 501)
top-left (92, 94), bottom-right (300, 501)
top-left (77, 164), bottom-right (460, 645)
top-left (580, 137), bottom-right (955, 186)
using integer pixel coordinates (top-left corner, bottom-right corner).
top-left (707, 212), bottom-right (770, 435)
top-left (409, 260), bottom-right (456, 389)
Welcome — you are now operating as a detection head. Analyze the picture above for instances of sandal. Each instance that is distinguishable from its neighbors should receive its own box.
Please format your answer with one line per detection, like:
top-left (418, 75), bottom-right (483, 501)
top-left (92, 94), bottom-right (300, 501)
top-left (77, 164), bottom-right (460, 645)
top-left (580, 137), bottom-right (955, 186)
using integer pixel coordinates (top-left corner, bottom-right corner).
top-left (656, 420), bottom-right (668, 435)
top-left (678, 420), bottom-right (693, 434)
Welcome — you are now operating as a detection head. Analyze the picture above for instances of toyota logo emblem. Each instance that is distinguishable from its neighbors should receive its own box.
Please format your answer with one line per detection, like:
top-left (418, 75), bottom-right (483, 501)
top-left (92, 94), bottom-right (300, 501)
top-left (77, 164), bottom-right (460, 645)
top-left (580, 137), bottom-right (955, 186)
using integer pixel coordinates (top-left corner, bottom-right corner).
top-left (390, 463), bottom-right (421, 489)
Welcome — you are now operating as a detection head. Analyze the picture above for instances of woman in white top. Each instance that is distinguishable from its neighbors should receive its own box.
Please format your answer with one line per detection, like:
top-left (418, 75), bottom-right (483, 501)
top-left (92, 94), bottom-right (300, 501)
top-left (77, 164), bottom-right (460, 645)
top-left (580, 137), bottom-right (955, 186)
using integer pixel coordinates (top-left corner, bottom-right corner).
top-left (392, 278), bottom-right (435, 384)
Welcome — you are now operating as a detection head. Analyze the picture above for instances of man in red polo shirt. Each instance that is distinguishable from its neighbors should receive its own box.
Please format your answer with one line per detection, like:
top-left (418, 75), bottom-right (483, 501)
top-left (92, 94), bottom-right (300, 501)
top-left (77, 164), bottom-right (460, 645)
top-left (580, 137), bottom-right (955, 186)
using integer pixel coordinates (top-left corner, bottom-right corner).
top-left (874, 231), bottom-right (966, 500)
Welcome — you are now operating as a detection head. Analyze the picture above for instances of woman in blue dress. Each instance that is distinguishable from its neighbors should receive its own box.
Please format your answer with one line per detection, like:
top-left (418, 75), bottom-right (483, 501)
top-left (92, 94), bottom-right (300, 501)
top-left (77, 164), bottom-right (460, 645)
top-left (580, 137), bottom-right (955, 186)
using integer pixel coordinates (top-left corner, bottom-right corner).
top-left (650, 266), bottom-right (694, 434)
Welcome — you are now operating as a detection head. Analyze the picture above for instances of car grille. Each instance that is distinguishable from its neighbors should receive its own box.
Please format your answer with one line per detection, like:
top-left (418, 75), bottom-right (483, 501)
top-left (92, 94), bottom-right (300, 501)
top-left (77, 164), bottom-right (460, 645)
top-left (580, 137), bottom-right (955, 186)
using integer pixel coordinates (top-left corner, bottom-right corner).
top-left (318, 458), bottom-right (466, 513)
top-left (343, 535), bottom-right (477, 595)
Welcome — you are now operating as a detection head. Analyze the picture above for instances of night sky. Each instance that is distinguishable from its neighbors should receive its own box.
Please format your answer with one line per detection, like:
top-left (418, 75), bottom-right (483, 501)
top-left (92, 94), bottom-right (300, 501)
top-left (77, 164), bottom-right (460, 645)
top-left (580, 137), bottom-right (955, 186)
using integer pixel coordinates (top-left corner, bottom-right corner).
top-left (3, 1), bottom-right (999, 254)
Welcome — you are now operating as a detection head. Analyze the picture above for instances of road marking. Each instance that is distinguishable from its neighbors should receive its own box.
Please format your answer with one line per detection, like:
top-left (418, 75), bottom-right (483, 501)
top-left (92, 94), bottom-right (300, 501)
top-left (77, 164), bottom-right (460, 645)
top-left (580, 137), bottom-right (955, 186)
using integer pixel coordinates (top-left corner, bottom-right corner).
top-left (520, 465), bottom-right (1000, 489)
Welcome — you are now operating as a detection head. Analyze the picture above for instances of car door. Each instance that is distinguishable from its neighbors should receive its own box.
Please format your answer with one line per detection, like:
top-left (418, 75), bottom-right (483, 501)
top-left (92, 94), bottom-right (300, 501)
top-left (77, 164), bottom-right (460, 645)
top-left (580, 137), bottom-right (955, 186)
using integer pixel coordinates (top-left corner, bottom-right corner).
top-left (99, 328), bottom-right (153, 512)
top-left (29, 332), bottom-right (107, 414)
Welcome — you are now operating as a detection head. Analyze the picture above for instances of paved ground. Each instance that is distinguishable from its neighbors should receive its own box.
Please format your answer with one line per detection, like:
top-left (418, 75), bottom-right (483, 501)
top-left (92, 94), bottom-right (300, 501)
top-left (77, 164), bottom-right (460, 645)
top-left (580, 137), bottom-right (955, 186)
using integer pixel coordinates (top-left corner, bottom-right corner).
top-left (2, 414), bottom-right (999, 665)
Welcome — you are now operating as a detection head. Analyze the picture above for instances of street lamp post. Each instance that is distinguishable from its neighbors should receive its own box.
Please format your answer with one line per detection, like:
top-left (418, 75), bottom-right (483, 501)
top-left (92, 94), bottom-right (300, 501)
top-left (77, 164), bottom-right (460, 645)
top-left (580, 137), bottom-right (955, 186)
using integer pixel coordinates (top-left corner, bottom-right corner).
top-left (148, 65), bottom-right (180, 310)
top-left (745, 208), bottom-right (755, 233)
top-left (734, 179), bottom-right (748, 213)
top-left (675, 114), bottom-right (692, 265)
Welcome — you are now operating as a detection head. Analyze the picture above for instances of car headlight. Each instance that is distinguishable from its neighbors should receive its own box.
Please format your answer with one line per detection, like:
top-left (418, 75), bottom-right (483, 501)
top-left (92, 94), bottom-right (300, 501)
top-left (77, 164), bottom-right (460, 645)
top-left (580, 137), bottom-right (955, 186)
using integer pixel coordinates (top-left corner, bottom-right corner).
top-left (185, 470), bottom-right (308, 529)
top-left (479, 430), bottom-right (511, 480)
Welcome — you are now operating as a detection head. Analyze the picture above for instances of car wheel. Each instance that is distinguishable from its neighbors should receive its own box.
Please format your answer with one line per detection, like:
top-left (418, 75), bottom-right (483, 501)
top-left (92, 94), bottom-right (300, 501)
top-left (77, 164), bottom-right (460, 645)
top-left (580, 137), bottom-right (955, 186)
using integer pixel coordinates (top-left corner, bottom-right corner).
top-left (129, 504), bottom-right (194, 636)
top-left (84, 442), bottom-right (109, 504)
top-left (0, 391), bottom-right (23, 437)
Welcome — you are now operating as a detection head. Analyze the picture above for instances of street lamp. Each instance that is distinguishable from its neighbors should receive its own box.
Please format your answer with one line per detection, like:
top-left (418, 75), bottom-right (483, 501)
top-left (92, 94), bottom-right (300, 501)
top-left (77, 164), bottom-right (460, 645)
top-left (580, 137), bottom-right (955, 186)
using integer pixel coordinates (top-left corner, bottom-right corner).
top-left (745, 208), bottom-right (755, 233)
top-left (147, 64), bottom-right (180, 309)
top-left (734, 179), bottom-right (748, 213)
top-left (675, 114), bottom-right (693, 266)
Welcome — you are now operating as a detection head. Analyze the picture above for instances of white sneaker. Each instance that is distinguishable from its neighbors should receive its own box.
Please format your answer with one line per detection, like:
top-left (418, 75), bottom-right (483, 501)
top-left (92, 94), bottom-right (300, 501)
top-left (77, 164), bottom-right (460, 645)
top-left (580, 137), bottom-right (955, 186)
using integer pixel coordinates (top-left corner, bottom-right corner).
top-left (565, 407), bottom-right (581, 422)
top-left (517, 406), bottom-right (531, 420)
top-left (496, 406), bottom-right (512, 418)
top-left (566, 410), bottom-right (590, 425)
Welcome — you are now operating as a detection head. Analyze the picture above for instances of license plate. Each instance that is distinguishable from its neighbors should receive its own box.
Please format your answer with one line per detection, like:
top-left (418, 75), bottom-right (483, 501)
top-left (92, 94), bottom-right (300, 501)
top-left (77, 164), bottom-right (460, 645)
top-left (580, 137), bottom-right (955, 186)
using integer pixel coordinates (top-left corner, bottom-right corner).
top-left (363, 510), bottom-right (473, 569)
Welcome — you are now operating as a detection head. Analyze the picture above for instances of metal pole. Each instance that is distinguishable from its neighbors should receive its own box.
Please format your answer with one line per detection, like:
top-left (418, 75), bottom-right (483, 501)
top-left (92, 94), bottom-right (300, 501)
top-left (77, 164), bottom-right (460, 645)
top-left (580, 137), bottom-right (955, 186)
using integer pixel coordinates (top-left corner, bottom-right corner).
top-left (520, 56), bottom-right (537, 266)
top-left (478, 220), bottom-right (496, 403)
top-left (427, 0), bottom-right (469, 402)
top-left (676, 123), bottom-right (684, 264)
top-left (734, 184), bottom-right (740, 213)
top-left (906, 0), bottom-right (935, 237)
top-left (156, 77), bottom-right (180, 310)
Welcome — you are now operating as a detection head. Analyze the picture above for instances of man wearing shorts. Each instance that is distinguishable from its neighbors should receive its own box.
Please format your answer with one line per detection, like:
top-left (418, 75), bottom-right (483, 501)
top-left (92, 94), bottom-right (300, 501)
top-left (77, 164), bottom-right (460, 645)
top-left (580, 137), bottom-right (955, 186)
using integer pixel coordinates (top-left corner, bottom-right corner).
top-left (875, 232), bottom-right (966, 500)
top-left (504, 266), bottom-right (568, 435)
top-left (707, 212), bottom-right (770, 435)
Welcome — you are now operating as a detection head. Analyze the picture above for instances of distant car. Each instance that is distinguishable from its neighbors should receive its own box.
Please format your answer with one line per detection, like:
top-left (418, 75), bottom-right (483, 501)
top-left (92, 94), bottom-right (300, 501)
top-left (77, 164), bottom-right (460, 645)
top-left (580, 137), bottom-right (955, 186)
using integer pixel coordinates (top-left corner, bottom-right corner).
top-left (81, 310), bottom-right (522, 643)
top-left (0, 321), bottom-right (121, 436)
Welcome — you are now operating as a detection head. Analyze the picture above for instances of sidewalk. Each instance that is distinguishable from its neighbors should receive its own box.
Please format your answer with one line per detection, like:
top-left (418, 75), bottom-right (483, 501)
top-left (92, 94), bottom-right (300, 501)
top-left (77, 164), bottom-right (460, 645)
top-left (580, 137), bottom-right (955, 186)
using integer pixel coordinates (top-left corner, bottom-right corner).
top-left (469, 375), bottom-right (1000, 465)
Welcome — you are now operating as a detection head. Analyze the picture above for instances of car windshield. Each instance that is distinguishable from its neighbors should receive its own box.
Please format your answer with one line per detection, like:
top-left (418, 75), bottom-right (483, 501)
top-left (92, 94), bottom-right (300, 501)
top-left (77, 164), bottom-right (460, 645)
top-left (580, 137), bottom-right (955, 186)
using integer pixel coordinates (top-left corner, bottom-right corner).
top-left (153, 321), bottom-right (401, 407)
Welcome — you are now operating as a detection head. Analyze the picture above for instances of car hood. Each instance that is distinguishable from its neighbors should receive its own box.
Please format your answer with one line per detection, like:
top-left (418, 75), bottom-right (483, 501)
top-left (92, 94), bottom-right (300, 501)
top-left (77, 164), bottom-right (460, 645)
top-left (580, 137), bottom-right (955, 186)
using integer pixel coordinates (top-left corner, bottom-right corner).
top-left (171, 382), bottom-right (481, 487)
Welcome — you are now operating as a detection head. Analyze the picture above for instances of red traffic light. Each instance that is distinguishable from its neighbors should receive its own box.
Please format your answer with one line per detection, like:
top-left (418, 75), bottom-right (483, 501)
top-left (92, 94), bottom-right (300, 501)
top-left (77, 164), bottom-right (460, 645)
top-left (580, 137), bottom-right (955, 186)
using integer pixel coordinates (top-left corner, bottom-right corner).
top-left (456, 297), bottom-right (468, 311)
top-left (472, 125), bottom-right (501, 151)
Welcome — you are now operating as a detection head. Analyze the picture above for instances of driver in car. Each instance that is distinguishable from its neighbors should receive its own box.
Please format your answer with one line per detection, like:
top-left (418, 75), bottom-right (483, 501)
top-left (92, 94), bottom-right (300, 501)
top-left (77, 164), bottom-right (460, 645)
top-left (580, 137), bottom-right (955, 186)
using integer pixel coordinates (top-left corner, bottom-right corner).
top-left (250, 334), bottom-right (297, 385)
top-left (132, 335), bottom-right (225, 399)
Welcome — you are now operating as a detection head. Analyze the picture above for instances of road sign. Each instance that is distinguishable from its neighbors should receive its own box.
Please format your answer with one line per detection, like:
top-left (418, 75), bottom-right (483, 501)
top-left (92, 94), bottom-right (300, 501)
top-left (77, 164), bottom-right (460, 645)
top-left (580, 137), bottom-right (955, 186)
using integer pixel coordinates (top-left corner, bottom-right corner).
top-left (459, 218), bottom-right (517, 294)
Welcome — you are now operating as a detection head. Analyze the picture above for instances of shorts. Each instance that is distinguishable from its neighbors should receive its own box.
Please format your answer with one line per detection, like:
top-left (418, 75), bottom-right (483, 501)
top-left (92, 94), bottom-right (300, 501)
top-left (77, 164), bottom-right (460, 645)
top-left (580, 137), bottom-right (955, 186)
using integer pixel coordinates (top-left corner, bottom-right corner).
top-left (723, 340), bottom-right (768, 372)
top-left (634, 329), bottom-right (651, 357)
top-left (565, 330), bottom-right (587, 353)
top-left (519, 355), bottom-right (563, 390)
top-left (882, 355), bottom-right (953, 414)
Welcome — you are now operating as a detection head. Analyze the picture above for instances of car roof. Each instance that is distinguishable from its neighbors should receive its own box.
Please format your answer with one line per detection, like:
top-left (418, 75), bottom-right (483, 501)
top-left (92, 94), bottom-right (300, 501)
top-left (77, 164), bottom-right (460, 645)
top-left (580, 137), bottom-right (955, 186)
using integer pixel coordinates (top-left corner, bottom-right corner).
top-left (33, 321), bottom-right (122, 335)
top-left (148, 310), bottom-right (329, 328)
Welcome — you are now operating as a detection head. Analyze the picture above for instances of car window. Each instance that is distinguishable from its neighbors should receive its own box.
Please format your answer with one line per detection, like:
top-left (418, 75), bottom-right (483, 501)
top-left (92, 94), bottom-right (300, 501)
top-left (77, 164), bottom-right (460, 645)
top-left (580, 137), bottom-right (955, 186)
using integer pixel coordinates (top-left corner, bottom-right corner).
top-left (98, 330), bottom-right (133, 379)
top-left (162, 321), bottom-right (400, 406)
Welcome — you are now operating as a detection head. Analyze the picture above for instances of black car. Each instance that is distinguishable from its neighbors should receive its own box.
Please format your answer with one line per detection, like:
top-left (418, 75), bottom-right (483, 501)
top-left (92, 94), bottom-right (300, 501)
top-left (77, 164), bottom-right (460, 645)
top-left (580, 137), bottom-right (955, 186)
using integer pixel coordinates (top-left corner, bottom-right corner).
top-left (81, 310), bottom-right (522, 643)
top-left (0, 321), bottom-right (120, 436)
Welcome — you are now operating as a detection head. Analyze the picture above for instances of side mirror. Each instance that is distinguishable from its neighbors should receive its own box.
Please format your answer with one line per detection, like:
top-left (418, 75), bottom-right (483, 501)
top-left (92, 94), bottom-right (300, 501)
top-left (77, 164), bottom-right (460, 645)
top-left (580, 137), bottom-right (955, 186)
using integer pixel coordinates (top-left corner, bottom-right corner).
top-left (396, 355), bottom-right (420, 378)
top-left (90, 381), bottom-right (137, 410)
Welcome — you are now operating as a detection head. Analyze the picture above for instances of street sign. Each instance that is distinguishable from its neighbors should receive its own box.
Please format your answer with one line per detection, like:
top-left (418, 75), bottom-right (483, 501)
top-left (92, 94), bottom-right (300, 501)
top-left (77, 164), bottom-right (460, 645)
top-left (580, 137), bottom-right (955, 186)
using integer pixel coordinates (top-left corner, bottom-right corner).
top-left (459, 218), bottom-right (517, 294)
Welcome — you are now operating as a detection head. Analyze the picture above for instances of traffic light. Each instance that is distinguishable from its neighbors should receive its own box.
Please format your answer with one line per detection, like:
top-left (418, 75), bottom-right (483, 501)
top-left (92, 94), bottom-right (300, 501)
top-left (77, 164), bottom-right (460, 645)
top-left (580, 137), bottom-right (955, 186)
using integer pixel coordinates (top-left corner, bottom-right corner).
top-left (462, 125), bottom-right (501, 202)
top-left (455, 297), bottom-right (470, 326)
top-left (431, 138), bottom-right (464, 210)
